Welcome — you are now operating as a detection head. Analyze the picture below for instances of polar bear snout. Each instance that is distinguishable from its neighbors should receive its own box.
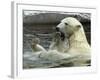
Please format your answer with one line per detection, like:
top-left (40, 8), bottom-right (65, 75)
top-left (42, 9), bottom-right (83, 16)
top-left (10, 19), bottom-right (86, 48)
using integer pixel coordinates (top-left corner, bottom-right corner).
top-left (55, 27), bottom-right (65, 41)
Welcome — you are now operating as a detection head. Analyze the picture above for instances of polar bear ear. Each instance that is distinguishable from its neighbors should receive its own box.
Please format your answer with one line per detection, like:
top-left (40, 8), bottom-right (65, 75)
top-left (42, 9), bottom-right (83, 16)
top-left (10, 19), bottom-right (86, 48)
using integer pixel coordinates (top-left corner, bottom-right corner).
top-left (76, 25), bottom-right (81, 28)
top-left (74, 25), bottom-right (81, 31)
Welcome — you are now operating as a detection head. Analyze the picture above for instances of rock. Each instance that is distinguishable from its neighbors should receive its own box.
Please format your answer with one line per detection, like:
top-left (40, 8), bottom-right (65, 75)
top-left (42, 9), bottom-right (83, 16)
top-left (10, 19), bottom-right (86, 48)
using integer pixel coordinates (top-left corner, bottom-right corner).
top-left (23, 12), bottom-right (90, 24)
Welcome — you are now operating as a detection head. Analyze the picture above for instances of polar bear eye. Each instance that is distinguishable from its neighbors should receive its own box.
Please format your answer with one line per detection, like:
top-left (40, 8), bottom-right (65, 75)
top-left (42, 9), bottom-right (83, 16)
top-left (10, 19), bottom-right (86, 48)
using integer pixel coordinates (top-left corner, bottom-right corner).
top-left (64, 22), bottom-right (68, 25)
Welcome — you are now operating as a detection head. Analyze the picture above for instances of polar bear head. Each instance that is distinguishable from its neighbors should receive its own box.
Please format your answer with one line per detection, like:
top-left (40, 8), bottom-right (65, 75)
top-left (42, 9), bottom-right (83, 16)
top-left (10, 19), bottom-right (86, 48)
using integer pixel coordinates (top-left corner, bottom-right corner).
top-left (56, 17), bottom-right (83, 39)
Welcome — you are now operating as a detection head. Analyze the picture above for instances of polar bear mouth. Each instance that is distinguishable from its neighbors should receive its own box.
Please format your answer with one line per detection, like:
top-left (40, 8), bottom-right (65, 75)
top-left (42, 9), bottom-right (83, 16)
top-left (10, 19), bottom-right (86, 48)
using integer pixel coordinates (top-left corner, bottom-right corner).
top-left (60, 31), bottom-right (65, 41)
top-left (55, 27), bottom-right (65, 41)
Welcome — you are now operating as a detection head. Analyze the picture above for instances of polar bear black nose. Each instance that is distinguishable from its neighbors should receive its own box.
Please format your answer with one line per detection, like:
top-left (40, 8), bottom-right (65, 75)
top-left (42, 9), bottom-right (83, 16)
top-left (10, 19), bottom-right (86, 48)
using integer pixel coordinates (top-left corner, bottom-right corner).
top-left (56, 27), bottom-right (59, 31)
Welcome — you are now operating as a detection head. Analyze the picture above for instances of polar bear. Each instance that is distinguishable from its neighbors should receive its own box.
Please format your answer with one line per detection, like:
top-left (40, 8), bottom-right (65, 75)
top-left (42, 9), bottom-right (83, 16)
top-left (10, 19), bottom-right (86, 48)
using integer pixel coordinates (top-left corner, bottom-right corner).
top-left (54, 17), bottom-right (91, 66)
top-left (39, 17), bottom-right (91, 66)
